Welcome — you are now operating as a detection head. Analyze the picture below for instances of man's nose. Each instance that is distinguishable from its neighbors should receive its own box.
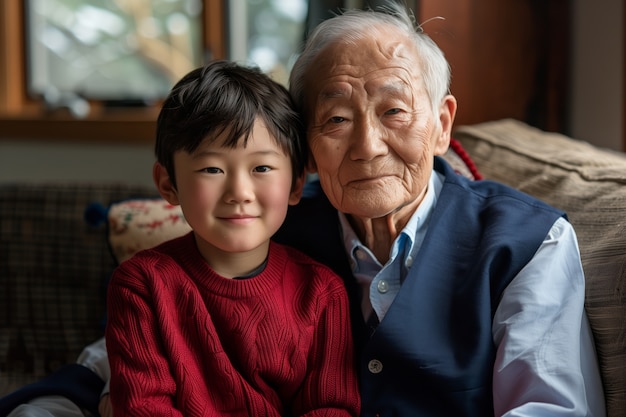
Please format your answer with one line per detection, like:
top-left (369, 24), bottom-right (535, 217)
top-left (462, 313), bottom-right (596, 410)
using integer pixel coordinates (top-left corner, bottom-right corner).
top-left (349, 117), bottom-right (388, 161)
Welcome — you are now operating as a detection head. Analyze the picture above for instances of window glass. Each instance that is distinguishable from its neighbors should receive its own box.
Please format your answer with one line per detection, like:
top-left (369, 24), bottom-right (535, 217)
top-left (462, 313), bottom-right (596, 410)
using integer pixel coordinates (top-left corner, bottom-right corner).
top-left (24, 0), bottom-right (308, 115)
top-left (25, 0), bottom-right (203, 108)
top-left (229, 0), bottom-right (308, 86)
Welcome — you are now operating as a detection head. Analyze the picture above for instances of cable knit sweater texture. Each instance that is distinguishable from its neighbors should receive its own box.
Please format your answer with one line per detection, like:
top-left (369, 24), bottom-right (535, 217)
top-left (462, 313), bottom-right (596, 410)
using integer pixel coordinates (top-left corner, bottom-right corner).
top-left (105, 232), bottom-right (360, 417)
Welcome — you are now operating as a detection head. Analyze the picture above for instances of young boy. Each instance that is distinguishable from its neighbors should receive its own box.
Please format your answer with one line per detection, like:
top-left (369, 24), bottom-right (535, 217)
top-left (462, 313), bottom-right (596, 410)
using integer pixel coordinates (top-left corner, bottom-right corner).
top-left (104, 60), bottom-right (360, 416)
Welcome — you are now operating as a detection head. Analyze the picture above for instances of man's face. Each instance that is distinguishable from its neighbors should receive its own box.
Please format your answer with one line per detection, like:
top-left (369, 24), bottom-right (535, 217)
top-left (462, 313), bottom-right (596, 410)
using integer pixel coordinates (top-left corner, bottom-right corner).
top-left (304, 27), bottom-right (451, 220)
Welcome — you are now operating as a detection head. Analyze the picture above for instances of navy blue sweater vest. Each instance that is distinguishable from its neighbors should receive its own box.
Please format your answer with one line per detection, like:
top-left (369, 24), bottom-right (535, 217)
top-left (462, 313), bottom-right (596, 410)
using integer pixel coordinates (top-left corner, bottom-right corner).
top-left (274, 157), bottom-right (565, 417)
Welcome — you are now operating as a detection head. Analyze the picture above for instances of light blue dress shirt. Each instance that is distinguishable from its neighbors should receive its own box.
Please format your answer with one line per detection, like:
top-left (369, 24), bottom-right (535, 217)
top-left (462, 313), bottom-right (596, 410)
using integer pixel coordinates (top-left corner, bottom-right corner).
top-left (339, 170), bottom-right (606, 417)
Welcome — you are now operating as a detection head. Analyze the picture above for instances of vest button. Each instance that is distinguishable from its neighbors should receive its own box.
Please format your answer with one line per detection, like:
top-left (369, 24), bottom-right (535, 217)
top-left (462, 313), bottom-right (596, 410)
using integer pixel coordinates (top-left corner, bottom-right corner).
top-left (368, 359), bottom-right (383, 374)
top-left (377, 280), bottom-right (389, 293)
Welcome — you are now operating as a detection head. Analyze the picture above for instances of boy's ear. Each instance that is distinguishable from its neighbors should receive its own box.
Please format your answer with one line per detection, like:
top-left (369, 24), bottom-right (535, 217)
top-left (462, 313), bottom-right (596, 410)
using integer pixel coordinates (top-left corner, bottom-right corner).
top-left (153, 162), bottom-right (180, 205)
top-left (288, 172), bottom-right (307, 205)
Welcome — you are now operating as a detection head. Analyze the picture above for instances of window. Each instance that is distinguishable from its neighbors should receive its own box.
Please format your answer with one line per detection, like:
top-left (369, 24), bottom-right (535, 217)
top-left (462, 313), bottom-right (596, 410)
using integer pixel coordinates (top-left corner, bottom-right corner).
top-left (25, 0), bottom-right (204, 111)
top-left (0, 0), bottom-right (307, 143)
top-left (0, 0), bottom-right (222, 142)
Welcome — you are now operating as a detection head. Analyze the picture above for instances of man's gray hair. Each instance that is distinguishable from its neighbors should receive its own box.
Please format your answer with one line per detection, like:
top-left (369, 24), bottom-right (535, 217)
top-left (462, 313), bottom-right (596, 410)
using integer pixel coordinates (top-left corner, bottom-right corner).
top-left (289, 2), bottom-right (451, 116)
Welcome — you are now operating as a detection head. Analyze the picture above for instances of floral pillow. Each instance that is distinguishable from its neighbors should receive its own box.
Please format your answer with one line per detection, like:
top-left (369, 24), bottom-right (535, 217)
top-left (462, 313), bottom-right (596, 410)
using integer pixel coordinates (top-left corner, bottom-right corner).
top-left (108, 198), bottom-right (191, 263)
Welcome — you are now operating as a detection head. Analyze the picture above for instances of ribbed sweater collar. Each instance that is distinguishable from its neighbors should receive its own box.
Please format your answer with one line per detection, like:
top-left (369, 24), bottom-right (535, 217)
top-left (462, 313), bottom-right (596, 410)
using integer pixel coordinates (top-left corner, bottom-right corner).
top-left (160, 232), bottom-right (287, 299)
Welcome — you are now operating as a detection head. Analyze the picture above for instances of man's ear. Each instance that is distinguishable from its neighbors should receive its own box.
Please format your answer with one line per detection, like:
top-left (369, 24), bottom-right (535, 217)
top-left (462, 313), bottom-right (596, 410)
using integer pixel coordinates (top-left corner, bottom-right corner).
top-left (434, 94), bottom-right (457, 156)
top-left (153, 162), bottom-right (180, 205)
top-left (288, 172), bottom-right (307, 205)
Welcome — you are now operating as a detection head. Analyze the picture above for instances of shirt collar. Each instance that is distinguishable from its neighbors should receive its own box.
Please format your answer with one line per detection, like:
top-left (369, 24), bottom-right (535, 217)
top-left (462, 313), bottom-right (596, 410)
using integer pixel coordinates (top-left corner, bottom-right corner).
top-left (339, 169), bottom-right (443, 269)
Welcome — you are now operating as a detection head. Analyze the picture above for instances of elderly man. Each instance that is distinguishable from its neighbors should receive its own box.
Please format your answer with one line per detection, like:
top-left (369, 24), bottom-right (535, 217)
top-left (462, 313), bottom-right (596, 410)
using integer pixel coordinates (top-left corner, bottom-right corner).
top-left (275, 3), bottom-right (605, 417)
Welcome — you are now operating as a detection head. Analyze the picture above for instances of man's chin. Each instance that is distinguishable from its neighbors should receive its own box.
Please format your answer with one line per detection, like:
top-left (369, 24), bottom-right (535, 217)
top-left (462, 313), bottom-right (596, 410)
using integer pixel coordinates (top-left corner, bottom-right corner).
top-left (338, 190), bottom-right (420, 222)
top-left (340, 199), bottom-right (403, 220)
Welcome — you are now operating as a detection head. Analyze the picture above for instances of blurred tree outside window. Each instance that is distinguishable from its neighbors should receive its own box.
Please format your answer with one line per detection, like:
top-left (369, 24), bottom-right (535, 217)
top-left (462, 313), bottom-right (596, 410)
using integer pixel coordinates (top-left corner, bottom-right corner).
top-left (26, 0), bottom-right (204, 115)
top-left (0, 0), bottom-right (311, 141)
top-left (24, 0), bottom-right (308, 117)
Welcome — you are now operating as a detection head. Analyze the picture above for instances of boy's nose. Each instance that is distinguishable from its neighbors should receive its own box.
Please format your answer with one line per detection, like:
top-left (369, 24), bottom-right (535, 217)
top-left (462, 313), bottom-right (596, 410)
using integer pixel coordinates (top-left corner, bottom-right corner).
top-left (224, 173), bottom-right (255, 203)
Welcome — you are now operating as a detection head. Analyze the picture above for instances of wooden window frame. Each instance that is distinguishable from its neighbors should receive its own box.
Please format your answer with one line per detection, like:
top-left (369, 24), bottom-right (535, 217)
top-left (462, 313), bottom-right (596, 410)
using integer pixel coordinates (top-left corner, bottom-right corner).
top-left (0, 0), bottom-right (225, 144)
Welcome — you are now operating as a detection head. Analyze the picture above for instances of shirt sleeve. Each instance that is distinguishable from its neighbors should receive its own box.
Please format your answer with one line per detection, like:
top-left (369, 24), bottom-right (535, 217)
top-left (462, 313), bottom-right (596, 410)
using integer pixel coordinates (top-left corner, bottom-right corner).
top-left (76, 337), bottom-right (110, 397)
top-left (492, 217), bottom-right (606, 417)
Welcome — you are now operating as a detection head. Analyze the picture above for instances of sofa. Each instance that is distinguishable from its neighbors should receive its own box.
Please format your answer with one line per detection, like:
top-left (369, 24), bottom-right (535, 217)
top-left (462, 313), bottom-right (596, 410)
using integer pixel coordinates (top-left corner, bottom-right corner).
top-left (1, 118), bottom-right (624, 416)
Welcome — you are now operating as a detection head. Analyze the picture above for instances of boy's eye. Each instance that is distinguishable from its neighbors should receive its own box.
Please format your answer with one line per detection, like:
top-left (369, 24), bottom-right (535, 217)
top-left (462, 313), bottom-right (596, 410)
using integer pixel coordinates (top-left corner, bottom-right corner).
top-left (253, 166), bottom-right (272, 173)
top-left (202, 167), bottom-right (222, 174)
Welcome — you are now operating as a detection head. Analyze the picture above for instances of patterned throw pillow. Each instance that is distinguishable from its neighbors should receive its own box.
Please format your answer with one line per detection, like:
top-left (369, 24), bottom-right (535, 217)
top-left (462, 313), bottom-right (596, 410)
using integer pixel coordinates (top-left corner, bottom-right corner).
top-left (108, 198), bottom-right (192, 263)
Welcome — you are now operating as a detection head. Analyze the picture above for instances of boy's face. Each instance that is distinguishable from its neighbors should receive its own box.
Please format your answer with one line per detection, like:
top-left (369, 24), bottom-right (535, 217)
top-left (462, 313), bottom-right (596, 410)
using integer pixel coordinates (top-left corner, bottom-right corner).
top-left (155, 118), bottom-right (303, 277)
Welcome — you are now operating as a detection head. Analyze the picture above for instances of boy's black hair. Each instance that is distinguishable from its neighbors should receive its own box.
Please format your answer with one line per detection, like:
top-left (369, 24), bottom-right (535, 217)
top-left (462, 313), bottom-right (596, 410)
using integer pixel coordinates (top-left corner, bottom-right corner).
top-left (155, 60), bottom-right (306, 188)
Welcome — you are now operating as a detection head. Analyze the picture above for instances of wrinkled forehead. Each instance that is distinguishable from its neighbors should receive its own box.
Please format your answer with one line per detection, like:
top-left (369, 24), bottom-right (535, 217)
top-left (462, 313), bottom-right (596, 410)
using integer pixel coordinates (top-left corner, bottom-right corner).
top-left (304, 28), bottom-right (423, 109)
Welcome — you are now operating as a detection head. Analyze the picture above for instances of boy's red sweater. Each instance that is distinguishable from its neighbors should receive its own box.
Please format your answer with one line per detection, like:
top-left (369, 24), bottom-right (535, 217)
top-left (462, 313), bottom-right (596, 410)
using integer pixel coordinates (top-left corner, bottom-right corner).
top-left (106, 232), bottom-right (360, 416)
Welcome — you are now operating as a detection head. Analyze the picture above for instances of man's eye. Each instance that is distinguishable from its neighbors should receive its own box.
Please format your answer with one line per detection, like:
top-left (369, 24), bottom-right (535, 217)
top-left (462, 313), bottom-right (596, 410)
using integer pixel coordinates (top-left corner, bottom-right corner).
top-left (253, 166), bottom-right (272, 173)
top-left (329, 116), bottom-right (345, 123)
top-left (385, 108), bottom-right (401, 115)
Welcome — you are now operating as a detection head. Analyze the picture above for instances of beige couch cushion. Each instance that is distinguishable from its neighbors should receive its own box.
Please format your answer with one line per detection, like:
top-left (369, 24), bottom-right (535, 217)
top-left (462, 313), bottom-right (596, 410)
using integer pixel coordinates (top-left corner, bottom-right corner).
top-left (454, 118), bottom-right (626, 417)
